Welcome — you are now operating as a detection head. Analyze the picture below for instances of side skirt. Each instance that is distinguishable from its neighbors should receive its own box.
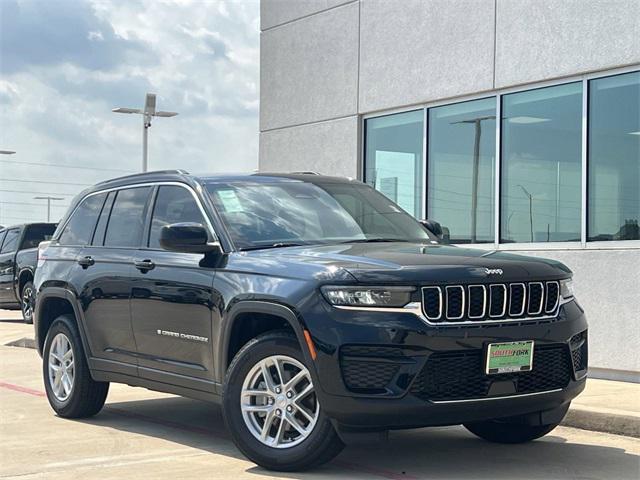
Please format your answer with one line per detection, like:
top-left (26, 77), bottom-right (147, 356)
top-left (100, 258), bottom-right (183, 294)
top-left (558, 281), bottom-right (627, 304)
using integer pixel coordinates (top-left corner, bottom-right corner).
top-left (91, 369), bottom-right (222, 404)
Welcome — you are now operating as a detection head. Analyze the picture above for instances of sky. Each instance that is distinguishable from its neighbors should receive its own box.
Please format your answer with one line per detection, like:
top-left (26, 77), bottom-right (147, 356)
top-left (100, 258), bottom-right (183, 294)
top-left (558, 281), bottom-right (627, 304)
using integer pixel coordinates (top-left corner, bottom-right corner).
top-left (0, 0), bottom-right (260, 226)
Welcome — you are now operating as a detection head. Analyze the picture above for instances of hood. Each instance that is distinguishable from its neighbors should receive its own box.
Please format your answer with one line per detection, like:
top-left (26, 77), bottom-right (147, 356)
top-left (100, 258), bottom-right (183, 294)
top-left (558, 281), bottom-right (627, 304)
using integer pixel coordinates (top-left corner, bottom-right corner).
top-left (249, 242), bottom-right (571, 284)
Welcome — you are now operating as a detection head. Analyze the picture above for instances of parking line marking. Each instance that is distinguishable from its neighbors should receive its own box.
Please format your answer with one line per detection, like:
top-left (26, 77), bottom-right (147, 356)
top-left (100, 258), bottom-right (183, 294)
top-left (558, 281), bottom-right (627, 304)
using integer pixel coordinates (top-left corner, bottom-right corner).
top-left (0, 380), bottom-right (45, 397)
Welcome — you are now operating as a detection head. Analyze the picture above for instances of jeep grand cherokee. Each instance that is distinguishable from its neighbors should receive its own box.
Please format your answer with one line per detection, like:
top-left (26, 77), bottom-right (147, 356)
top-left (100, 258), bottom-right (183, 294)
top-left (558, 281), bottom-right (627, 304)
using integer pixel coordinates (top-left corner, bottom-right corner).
top-left (34, 170), bottom-right (587, 471)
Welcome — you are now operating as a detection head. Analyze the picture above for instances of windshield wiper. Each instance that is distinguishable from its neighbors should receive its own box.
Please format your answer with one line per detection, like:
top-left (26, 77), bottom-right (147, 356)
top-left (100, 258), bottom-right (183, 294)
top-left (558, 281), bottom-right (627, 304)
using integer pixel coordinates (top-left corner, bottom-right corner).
top-left (341, 238), bottom-right (411, 244)
top-left (239, 242), bottom-right (306, 251)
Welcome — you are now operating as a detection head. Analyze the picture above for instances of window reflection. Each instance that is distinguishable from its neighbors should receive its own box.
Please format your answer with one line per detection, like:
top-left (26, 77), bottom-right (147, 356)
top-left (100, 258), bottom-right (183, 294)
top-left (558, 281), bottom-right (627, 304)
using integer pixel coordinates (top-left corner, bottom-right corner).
top-left (364, 110), bottom-right (424, 218)
top-left (588, 72), bottom-right (640, 241)
top-left (428, 98), bottom-right (496, 243)
top-left (501, 83), bottom-right (582, 243)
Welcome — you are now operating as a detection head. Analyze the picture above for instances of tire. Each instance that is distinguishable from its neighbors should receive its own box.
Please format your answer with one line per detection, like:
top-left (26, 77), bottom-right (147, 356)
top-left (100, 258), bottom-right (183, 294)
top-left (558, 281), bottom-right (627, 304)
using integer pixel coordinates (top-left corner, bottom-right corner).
top-left (20, 281), bottom-right (35, 324)
top-left (464, 418), bottom-right (561, 444)
top-left (42, 314), bottom-right (109, 418)
top-left (223, 331), bottom-right (344, 471)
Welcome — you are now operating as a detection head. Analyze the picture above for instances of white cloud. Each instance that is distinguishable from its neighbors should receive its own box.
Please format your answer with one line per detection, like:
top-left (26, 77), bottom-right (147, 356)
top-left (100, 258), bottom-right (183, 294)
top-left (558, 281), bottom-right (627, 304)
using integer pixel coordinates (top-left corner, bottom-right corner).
top-left (0, 0), bottom-right (259, 225)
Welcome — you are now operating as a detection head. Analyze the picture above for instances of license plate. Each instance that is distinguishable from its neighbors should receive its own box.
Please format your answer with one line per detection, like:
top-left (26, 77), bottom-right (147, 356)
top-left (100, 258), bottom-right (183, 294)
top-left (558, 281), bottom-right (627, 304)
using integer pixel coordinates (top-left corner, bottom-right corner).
top-left (485, 341), bottom-right (534, 374)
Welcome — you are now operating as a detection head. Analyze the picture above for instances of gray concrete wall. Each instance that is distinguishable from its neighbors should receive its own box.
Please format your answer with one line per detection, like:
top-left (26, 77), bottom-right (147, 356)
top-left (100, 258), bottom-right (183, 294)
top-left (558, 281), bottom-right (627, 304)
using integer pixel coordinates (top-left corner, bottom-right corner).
top-left (259, 0), bottom-right (640, 377)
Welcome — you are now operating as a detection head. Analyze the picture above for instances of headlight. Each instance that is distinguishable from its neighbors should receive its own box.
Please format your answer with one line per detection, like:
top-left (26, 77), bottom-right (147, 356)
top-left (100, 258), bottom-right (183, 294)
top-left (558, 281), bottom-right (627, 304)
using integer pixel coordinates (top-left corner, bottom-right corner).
top-left (321, 286), bottom-right (415, 307)
top-left (560, 278), bottom-right (574, 300)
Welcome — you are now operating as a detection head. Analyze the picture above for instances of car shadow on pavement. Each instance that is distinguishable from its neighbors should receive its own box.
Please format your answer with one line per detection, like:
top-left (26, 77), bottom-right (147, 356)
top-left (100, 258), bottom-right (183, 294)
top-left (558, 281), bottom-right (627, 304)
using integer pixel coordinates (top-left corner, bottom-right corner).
top-left (81, 395), bottom-right (640, 480)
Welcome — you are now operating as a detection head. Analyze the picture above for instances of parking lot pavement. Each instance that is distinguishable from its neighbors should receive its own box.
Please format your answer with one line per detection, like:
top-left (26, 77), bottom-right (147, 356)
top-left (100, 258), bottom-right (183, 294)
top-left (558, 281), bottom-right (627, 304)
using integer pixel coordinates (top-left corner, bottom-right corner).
top-left (1, 312), bottom-right (639, 479)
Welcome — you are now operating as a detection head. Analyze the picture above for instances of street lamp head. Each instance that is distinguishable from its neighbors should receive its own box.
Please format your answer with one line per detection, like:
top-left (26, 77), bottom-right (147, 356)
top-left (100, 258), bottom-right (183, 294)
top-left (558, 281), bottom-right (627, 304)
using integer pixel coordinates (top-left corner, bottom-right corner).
top-left (0, 150), bottom-right (16, 155)
top-left (144, 93), bottom-right (157, 115)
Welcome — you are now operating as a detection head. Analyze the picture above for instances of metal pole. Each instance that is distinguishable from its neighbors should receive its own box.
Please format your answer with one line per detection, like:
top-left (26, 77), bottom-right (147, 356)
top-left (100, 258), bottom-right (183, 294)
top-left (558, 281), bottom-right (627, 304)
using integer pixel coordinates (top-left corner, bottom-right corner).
top-left (470, 120), bottom-right (482, 243)
top-left (142, 114), bottom-right (149, 172)
top-left (46, 198), bottom-right (51, 222)
top-left (528, 194), bottom-right (534, 242)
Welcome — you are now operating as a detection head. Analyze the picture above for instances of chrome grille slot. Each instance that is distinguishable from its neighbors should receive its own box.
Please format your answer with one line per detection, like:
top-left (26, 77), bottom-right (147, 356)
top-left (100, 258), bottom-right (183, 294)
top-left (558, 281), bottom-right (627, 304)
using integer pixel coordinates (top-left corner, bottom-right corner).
top-left (509, 283), bottom-right (526, 317)
top-left (489, 284), bottom-right (507, 317)
top-left (545, 281), bottom-right (560, 313)
top-left (422, 286), bottom-right (442, 320)
top-left (528, 282), bottom-right (544, 315)
top-left (421, 281), bottom-right (562, 324)
top-left (467, 285), bottom-right (486, 319)
top-left (445, 286), bottom-right (465, 320)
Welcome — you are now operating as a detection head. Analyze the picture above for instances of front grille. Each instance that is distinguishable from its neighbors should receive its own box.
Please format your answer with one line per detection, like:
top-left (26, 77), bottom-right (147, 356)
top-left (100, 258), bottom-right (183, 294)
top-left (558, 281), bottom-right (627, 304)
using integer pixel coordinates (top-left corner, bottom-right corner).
top-left (410, 344), bottom-right (572, 402)
top-left (421, 281), bottom-right (560, 323)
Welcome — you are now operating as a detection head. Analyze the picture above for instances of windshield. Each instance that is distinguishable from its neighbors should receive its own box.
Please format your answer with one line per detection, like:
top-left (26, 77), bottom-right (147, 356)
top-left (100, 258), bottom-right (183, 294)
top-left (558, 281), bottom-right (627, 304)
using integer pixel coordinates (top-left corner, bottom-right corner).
top-left (205, 180), bottom-right (434, 250)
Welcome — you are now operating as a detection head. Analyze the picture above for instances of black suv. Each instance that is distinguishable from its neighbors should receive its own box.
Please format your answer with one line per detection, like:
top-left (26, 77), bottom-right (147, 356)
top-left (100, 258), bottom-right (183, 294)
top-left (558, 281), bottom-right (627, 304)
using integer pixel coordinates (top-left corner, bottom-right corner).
top-left (34, 170), bottom-right (587, 471)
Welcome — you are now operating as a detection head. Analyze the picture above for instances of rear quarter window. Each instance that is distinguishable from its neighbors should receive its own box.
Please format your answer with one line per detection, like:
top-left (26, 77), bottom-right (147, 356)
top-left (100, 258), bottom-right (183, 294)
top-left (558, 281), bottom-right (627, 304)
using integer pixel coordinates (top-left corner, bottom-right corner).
top-left (20, 224), bottom-right (57, 250)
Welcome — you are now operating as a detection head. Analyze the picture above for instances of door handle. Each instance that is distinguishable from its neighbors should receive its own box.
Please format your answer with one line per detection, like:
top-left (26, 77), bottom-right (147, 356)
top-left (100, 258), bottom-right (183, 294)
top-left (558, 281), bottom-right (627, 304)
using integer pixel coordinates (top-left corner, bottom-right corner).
top-left (134, 259), bottom-right (155, 272)
top-left (77, 256), bottom-right (95, 269)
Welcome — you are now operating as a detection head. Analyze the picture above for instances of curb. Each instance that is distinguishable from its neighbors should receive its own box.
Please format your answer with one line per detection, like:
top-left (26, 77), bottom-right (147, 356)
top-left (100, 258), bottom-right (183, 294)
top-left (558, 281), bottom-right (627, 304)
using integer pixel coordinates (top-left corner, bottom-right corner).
top-left (563, 407), bottom-right (640, 438)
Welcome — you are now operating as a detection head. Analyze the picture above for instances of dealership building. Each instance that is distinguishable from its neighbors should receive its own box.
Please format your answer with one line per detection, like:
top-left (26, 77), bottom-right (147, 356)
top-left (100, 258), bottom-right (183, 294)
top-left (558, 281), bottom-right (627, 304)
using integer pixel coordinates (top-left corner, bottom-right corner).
top-left (259, 1), bottom-right (640, 381)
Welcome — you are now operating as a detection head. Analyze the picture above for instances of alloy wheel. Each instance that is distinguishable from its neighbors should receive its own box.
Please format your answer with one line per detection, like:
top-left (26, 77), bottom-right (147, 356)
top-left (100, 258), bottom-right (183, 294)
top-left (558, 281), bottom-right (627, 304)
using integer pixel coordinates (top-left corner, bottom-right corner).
top-left (21, 286), bottom-right (34, 321)
top-left (48, 333), bottom-right (75, 401)
top-left (240, 355), bottom-right (319, 449)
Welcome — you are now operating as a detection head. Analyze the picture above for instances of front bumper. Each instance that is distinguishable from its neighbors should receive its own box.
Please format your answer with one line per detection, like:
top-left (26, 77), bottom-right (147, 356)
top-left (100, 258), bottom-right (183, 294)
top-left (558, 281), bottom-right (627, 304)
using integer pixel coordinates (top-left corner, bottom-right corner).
top-left (303, 298), bottom-right (588, 430)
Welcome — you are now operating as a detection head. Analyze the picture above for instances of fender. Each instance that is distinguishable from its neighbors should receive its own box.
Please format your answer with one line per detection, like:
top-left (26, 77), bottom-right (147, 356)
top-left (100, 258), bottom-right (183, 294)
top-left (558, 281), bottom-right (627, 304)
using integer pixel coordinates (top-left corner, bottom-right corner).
top-left (216, 300), bottom-right (316, 384)
top-left (34, 287), bottom-right (93, 360)
top-left (14, 265), bottom-right (35, 301)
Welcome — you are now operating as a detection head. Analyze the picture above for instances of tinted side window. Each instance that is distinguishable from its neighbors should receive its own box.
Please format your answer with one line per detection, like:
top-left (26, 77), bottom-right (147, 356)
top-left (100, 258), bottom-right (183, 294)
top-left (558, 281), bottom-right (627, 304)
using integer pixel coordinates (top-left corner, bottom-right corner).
top-left (1, 229), bottom-right (20, 253)
top-left (21, 224), bottom-right (57, 249)
top-left (59, 193), bottom-right (107, 246)
top-left (148, 186), bottom-right (207, 248)
top-left (0, 231), bottom-right (6, 250)
top-left (104, 187), bottom-right (151, 247)
top-left (91, 191), bottom-right (116, 246)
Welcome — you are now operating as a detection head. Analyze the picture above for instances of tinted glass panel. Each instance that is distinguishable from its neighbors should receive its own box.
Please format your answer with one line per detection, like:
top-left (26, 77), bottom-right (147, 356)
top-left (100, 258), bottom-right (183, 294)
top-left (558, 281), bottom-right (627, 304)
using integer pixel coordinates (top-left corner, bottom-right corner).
top-left (0, 231), bottom-right (6, 250)
top-left (58, 193), bottom-right (107, 246)
top-left (501, 83), bottom-right (582, 243)
top-left (365, 110), bottom-right (424, 217)
top-left (0, 229), bottom-right (19, 253)
top-left (206, 181), bottom-right (433, 250)
top-left (104, 187), bottom-right (151, 248)
top-left (428, 98), bottom-right (496, 243)
top-left (149, 186), bottom-right (207, 248)
top-left (588, 71), bottom-right (640, 241)
top-left (91, 192), bottom-right (115, 246)
top-left (21, 224), bottom-right (57, 249)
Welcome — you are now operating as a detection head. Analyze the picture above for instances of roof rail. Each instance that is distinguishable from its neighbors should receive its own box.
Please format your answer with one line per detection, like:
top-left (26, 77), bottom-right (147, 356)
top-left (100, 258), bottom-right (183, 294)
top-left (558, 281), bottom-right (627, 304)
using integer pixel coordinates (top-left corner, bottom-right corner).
top-left (96, 169), bottom-right (189, 186)
top-left (290, 171), bottom-right (321, 175)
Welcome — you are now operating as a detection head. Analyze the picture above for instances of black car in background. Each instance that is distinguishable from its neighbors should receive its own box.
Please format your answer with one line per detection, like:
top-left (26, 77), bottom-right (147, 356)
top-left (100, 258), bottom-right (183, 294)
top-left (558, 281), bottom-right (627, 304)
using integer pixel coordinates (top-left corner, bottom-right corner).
top-left (33, 171), bottom-right (587, 471)
top-left (0, 223), bottom-right (57, 322)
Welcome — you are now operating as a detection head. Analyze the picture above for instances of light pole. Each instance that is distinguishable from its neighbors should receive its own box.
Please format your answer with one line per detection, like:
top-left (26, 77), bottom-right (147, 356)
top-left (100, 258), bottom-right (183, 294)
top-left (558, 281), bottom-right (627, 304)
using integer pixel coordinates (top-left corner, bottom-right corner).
top-left (112, 93), bottom-right (178, 172)
top-left (518, 184), bottom-right (534, 243)
top-left (0, 150), bottom-right (16, 224)
top-left (34, 196), bottom-right (64, 222)
top-left (452, 115), bottom-right (495, 243)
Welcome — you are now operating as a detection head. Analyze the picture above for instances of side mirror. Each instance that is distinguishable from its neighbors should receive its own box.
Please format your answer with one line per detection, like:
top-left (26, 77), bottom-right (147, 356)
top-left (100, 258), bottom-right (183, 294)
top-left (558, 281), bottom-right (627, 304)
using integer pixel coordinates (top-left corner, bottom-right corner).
top-left (420, 219), bottom-right (443, 238)
top-left (159, 223), bottom-right (221, 254)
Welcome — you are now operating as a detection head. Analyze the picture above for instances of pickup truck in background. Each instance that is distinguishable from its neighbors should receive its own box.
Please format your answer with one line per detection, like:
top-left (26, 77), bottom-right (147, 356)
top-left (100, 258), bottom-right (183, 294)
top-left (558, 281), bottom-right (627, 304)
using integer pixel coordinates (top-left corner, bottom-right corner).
top-left (0, 223), bottom-right (57, 323)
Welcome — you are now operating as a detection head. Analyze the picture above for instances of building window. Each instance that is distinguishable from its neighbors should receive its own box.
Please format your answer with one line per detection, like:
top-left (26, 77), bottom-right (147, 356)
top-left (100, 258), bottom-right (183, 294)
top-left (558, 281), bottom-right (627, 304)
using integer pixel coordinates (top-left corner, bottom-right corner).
top-left (427, 98), bottom-right (496, 243)
top-left (364, 110), bottom-right (424, 218)
top-left (500, 82), bottom-right (583, 243)
top-left (588, 71), bottom-right (640, 241)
